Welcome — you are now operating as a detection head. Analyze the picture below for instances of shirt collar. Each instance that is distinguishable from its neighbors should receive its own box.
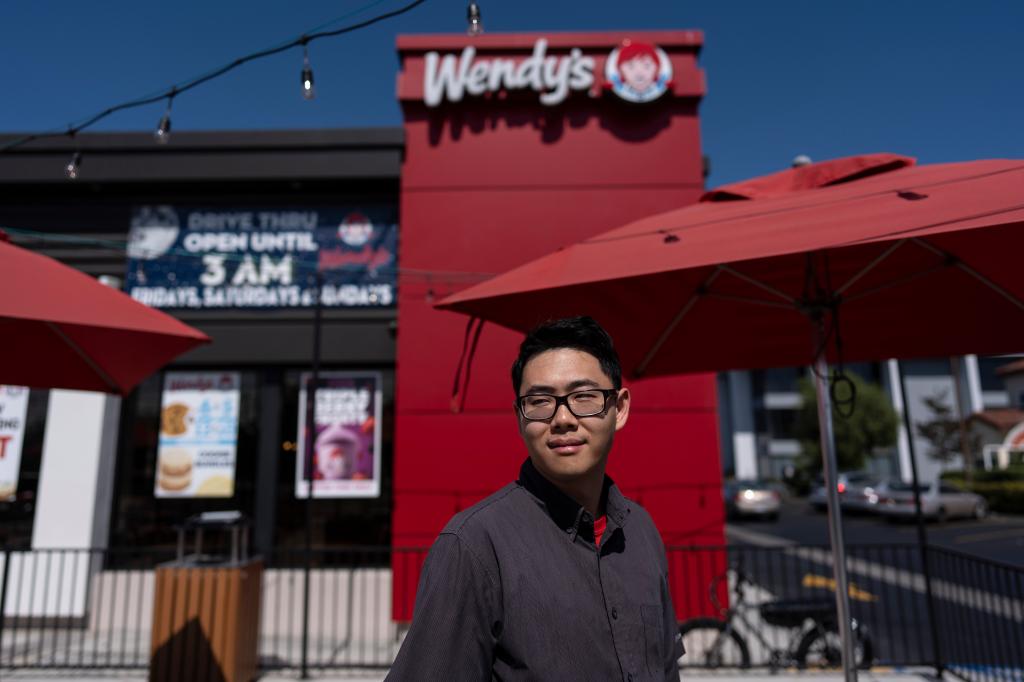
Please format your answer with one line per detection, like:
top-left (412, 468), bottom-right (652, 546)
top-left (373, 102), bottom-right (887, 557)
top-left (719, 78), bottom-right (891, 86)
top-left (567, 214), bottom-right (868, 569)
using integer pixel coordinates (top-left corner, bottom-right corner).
top-left (517, 458), bottom-right (630, 540)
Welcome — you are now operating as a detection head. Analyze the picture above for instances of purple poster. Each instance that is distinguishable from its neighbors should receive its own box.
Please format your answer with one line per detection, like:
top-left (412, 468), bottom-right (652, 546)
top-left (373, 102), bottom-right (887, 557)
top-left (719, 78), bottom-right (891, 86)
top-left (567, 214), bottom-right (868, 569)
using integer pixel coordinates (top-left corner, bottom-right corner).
top-left (296, 372), bottom-right (382, 499)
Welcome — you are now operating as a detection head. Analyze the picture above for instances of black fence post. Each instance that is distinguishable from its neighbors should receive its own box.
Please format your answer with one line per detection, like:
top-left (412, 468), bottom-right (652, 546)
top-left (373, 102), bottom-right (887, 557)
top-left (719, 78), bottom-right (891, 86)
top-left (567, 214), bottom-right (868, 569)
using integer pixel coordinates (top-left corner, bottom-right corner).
top-left (301, 269), bottom-right (324, 679)
top-left (0, 548), bottom-right (10, 667)
top-left (896, 362), bottom-right (944, 678)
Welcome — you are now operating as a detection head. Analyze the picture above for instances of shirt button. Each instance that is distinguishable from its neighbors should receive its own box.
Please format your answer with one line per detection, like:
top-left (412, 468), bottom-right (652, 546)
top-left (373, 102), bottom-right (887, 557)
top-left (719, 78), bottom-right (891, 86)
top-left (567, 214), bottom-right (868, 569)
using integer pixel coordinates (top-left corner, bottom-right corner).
top-left (611, 607), bottom-right (618, 619)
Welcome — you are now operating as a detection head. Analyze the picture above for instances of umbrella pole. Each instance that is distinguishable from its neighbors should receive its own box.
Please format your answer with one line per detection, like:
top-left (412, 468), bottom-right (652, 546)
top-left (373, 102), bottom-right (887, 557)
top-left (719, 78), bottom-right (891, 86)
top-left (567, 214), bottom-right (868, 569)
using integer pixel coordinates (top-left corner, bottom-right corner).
top-left (812, 323), bottom-right (858, 682)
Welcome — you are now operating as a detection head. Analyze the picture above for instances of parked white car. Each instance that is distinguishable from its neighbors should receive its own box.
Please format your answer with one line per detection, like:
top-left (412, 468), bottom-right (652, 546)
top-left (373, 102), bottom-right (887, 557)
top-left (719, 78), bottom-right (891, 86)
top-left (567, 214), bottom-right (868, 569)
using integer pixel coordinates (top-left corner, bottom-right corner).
top-left (724, 480), bottom-right (781, 520)
top-left (877, 481), bottom-right (987, 522)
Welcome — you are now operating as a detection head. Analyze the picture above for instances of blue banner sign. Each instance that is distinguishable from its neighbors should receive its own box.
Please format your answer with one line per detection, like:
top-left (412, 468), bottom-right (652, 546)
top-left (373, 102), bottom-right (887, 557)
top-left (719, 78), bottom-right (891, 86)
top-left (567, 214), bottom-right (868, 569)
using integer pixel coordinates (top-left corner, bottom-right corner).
top-left (125, 206), bottom-right (398, 309)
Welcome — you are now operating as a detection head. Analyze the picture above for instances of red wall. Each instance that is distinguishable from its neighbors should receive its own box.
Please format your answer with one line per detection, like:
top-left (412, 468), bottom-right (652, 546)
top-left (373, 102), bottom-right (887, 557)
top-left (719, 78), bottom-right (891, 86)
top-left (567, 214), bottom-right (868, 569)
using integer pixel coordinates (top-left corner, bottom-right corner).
top-left (393, 30), bottom-right (725, 620)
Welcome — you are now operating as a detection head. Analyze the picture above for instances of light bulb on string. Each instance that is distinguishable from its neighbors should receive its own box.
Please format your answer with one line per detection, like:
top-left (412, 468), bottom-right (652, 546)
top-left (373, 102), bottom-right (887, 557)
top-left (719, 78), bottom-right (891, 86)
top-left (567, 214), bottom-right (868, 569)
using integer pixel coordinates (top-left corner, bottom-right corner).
top-left (301, 42), bottom-right (315, 100)
top-left (466, 2), bottom-right (483, 36)
top-left (154, 96), bottom-right (173, 144)
top-left (65, 152), bottom-right (82, 180)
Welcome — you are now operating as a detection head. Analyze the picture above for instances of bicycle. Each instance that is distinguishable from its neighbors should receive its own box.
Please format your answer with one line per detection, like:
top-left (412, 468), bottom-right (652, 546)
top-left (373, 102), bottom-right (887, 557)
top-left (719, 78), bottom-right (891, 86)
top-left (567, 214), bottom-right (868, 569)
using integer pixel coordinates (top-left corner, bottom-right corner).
top-left (678, 565), bottom-right (874, 670)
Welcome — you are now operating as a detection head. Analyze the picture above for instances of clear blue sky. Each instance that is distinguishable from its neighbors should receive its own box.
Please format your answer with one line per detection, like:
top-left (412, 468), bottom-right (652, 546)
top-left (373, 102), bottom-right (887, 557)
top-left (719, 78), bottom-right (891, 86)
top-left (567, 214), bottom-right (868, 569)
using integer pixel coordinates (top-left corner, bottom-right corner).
top-left (1, 0), bottom-right (1021, 185)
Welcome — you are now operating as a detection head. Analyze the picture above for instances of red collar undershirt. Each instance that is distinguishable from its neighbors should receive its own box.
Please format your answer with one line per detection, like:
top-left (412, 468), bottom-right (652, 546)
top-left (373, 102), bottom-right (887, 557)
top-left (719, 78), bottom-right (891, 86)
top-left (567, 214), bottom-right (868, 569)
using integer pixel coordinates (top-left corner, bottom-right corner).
top-left (593, 514), bottom-right (607, 547)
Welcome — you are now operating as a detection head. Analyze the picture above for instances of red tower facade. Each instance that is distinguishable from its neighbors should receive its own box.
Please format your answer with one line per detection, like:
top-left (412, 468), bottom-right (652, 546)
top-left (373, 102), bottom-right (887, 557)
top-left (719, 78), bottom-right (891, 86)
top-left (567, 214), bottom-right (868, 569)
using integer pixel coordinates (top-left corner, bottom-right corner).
top-left (393, 31), bottom-right (724, 620)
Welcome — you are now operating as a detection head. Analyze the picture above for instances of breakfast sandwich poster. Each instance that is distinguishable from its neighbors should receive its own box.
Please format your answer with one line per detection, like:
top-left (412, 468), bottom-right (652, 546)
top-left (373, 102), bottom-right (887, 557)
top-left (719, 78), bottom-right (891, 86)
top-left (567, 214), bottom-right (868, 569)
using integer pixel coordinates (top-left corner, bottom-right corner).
top-left (0, 385), bottom-right (30, 502)
top-left (154, 372), bottom-right (241, 498)
top-left (296, 372), bottom-right (381, 499)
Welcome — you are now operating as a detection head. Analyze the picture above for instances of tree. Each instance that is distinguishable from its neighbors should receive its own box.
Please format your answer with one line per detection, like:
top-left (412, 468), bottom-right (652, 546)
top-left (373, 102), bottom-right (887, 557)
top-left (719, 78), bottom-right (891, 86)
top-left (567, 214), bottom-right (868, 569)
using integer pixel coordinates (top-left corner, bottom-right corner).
top-left (795, 372), bottom-right (899, 475)
top-left (916, 389), bottom-right (981, 483)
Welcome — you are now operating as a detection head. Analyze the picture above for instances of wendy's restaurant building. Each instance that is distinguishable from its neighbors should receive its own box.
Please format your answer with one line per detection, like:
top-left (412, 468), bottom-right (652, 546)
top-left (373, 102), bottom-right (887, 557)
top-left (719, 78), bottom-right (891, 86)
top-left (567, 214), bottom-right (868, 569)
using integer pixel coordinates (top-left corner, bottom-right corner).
top-left (1, 28), bottom-right (1013, 669)
top-left (0, 31), bottom-right (721, 641)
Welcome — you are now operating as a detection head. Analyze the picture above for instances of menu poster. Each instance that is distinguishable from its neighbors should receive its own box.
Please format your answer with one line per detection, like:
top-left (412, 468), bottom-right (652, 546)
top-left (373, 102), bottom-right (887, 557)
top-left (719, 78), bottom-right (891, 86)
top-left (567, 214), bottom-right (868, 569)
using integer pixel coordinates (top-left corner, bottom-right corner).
top-left (0, 385), bottom-right (30, 502)
top-left (296, 372), bottom-right (382, 499)
top-left (155, 372), bottom-right (240, 498)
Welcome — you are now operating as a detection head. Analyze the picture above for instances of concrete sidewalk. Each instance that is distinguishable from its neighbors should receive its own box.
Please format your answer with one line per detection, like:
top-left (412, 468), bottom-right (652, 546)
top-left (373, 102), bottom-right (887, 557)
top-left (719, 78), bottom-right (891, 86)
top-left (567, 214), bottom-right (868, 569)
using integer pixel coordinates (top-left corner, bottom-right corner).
top-left (0, 667), bottom-right (938, 681)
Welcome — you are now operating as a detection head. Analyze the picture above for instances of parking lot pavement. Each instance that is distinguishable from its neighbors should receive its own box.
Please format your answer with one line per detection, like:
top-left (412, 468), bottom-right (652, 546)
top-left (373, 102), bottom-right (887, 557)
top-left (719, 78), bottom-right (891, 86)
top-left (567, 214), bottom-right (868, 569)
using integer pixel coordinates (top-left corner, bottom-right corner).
top-left (731, 499), bottom-right (1024, 565)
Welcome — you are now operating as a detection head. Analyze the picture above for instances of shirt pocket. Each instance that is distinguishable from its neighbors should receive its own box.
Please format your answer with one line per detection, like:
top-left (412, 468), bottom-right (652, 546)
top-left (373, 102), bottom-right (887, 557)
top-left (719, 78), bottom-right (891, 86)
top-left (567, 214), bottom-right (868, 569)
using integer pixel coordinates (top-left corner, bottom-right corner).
top-left (641, 604), bottom-right (664, 677)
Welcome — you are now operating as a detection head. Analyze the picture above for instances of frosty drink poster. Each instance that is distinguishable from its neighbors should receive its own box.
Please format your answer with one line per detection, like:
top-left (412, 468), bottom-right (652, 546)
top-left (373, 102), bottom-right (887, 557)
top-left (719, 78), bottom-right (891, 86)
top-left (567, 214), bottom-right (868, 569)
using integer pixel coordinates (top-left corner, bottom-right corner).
top-left (296, 372), bottom-right (382, 499)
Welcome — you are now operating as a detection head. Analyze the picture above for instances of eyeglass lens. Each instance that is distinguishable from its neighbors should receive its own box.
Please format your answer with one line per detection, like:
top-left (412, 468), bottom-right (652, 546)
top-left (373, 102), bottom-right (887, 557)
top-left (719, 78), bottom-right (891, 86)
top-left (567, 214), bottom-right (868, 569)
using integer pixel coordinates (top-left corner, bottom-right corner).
top-left (519, 390), bottom-right (610, 420)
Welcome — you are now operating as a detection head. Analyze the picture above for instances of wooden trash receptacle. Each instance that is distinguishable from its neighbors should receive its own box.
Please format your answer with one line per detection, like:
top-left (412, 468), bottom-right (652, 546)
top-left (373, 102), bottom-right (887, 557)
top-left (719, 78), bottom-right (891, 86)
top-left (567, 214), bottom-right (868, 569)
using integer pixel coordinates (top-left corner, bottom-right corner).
top-left (150, 512), bottom-right (262, 682)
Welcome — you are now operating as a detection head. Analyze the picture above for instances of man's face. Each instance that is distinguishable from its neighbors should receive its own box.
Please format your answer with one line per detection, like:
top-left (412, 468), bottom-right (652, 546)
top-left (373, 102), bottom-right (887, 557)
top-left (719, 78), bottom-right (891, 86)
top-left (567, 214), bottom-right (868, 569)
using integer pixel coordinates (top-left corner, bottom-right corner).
top-left (516, 348), bottom-right (630, 485)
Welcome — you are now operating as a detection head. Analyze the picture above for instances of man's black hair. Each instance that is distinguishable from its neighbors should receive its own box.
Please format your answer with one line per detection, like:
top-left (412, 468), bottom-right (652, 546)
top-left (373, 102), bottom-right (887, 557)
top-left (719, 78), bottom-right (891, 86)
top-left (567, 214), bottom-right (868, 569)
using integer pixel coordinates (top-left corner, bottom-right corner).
top-left (511, 316), bottom-right (622, 395)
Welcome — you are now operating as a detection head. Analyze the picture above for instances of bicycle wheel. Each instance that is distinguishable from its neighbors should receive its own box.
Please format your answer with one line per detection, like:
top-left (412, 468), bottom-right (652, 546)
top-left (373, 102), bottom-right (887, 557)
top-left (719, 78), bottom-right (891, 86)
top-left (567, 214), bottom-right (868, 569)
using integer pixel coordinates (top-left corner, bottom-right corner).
top-left (795, 623), bottom-right (874, 670)
top-left (678, 617), bottom-right (751, 669)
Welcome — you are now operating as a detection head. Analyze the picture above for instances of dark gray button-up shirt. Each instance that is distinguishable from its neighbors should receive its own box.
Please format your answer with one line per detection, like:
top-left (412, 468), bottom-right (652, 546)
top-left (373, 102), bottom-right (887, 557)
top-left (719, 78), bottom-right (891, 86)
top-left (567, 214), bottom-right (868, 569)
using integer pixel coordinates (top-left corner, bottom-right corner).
top-left (387, 458), bottom-right (684, 681)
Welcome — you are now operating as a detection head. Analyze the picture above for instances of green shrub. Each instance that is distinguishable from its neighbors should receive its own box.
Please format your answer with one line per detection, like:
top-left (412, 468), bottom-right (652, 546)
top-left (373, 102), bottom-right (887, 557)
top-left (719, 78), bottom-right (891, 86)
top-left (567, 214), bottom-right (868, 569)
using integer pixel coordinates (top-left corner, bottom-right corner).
top-left (941, 471), bottom-right (1024, 514)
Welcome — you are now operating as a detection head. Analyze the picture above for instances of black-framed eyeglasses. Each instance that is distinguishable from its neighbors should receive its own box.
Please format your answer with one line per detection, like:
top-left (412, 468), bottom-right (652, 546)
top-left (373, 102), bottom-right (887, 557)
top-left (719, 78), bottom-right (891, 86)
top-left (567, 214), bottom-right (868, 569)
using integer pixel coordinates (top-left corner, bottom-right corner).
top-left (516, 389), bottom-right (619, 421)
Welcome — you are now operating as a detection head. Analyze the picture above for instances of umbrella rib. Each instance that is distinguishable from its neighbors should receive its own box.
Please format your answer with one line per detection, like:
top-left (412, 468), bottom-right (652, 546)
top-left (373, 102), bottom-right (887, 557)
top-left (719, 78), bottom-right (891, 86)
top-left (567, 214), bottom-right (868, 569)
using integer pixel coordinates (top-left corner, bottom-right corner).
top-left (703, 292), bottom-right (795, 310)
top-left (46, 322), bottom-right (121, 393)
top-left (718, 265), bottom-right (796, 304)
top-left (911, 238), bottom-right (1024, 312)
top-left (842, 202), bottom-right (1024, 246)
top-left (842, 264), bottom-right (949, 304)
top-left (835, 239), bottom-right (907, 295)
top-left (634, 267), bottom-right (722, 377)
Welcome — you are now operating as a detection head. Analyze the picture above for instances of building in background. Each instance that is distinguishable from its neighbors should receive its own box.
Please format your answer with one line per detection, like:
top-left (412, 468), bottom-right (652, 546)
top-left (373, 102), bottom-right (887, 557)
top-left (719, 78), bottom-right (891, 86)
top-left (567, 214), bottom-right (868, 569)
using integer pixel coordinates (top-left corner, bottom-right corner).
top-left (0, 129), bottom-right (403, 555)
top-left (719, 355), bottom-right (1022, 485)
top-left (391, 29), bottom-right (721, 619)
top-left (0, 29), bottom-right (726, 623)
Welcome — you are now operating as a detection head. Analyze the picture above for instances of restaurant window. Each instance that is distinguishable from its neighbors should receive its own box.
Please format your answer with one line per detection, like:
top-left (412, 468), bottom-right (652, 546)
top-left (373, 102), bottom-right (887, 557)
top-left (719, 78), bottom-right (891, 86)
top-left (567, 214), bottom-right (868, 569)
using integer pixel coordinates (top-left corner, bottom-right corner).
top-left (273, 368), bottom-right (394, 551)
top-left (0, 389), bottom-right (49, 548)
top-left (108, 370), bottom-right (261, 554)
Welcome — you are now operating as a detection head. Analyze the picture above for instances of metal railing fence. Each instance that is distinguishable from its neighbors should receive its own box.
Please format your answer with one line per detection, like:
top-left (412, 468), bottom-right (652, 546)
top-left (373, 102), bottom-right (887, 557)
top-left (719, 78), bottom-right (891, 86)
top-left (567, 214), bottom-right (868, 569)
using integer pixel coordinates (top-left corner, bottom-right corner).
top-left (0, 543), bottom-right (1018, 680)
top-left (668, 544), bottom-right (1023, 682)
top-left (928, 546), bottom-right (1024, 682)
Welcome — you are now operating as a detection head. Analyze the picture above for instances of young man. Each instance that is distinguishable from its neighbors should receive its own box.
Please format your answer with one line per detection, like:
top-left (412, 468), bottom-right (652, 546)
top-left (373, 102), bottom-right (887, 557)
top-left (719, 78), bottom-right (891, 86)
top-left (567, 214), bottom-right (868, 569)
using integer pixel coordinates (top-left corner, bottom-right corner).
top-left (387, 316), bottom-right (683, 681)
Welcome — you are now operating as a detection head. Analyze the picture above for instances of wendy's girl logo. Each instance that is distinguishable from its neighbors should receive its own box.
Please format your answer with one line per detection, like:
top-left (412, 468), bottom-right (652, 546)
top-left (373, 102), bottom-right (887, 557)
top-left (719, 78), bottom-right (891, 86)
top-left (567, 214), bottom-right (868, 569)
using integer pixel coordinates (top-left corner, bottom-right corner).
top-left (338, 212), bottom-right (374, 247)
top-left (604, 40), bottom-right (673, 103)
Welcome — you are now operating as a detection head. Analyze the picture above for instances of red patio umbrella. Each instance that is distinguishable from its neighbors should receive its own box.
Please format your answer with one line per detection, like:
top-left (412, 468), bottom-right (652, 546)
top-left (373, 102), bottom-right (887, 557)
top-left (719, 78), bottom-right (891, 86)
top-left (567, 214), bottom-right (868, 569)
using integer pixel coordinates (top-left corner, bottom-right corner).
top-left (438, 153), bottom-right (1024, 679)
top-left (0, 231), bottom-right (209, 394)
top-left (439, 153), bottom-right (1023, 373)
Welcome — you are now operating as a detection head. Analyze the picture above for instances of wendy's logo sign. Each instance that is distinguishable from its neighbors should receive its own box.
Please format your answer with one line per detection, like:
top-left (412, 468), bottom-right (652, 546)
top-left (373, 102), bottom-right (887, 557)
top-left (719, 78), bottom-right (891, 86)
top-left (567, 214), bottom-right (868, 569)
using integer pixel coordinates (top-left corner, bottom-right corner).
top-left (424, 39), bottom-right (594, 107)
top-left (605, 40), bottom-right (673, 103)
top-left (421, 38), bottom-right (672, 108)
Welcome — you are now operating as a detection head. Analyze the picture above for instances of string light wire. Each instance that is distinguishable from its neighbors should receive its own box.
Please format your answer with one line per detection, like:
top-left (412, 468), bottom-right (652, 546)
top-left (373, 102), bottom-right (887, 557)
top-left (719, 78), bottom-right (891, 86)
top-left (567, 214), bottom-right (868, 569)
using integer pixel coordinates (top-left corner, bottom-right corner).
top-left (0, 0), bottom-right (429, 154)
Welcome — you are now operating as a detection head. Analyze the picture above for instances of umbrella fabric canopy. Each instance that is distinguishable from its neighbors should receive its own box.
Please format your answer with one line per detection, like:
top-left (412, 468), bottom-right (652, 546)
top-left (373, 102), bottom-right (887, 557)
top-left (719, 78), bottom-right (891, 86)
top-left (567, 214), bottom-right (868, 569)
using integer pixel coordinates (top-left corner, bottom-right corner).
top-left (0, 232), bottom-right (209, 394)
top-left (438, 153), bottom-right (1024, 379)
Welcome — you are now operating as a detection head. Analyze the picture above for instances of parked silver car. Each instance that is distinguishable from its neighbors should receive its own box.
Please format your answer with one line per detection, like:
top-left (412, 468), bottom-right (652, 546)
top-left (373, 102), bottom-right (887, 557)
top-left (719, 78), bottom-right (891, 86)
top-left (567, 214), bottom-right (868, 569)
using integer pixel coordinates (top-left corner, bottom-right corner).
top-left (724, 480), bottom-right (781, 520)
top-left (808, 471), bottom-right (877, 512)
top-left (877, 481), bottom-right (987, 522)
top-left (841, 477), bottom-right (892, 514)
